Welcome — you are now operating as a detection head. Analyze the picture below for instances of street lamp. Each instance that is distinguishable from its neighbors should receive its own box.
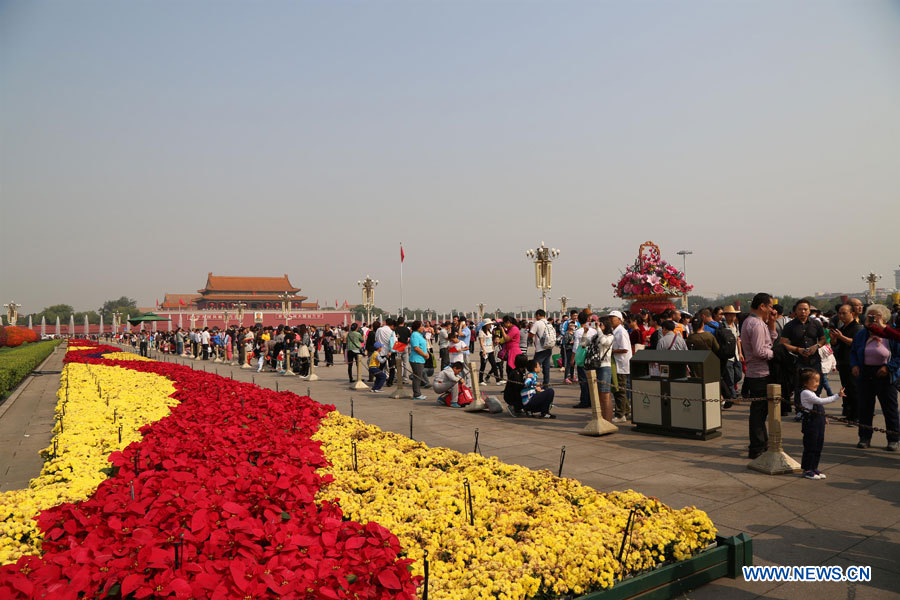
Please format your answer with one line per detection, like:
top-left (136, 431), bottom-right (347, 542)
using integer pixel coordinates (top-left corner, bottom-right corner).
top-left (525, 241), bottom-right (560, 314)
top-left (862, 272), bottom-right (882, 304)
top-left (236, 302), bottom-right (247, 327)
top-left (676, 250), bottom-right (693, 310)
top-left (279, 291), bottom-right (293, 327)
top-left (357, 276), bottom-right (378, 325)
top-left (559, 296), bottom-right (570, 318)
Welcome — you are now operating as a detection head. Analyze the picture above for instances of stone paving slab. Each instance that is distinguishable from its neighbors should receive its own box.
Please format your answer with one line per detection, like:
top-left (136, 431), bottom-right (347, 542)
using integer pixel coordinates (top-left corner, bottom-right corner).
top-left (8, 344), bottom-right (896, 599)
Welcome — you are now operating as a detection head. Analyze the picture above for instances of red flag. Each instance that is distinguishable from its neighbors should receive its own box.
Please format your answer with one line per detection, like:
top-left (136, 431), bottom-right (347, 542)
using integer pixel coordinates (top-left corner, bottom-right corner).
top-left (156, 299), bottom-right (159, 308)
top-left (179, 298), bottom-right (186, 306)
top-left (335, 299), bottom-right (338, 307)
top-left (400, 245), bottom-right (405, 263)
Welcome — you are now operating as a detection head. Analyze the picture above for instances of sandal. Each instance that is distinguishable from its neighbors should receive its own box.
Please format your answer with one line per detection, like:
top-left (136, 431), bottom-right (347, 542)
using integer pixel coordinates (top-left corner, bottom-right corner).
top-left (542, 413), bottom-right (557, 419)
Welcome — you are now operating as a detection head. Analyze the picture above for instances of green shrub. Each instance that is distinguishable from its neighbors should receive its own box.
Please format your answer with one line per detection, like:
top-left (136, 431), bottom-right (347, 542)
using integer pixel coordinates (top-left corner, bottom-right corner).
top-left (0, 340), bottom-right (63, 397)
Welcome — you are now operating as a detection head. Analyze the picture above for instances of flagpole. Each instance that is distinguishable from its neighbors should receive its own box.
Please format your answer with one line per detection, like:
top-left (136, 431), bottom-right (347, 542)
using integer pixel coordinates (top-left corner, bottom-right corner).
top-left (399, 242), bottom-right (404, 319)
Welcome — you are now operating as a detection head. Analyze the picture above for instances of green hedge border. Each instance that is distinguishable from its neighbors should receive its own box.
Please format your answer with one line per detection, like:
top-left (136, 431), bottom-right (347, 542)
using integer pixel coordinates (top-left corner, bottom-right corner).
top-left (0, 340), bottom-right (63, 397)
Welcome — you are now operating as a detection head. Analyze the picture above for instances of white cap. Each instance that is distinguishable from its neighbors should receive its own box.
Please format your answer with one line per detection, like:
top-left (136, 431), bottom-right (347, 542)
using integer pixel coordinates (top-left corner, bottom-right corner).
top-left (608, 310), bottom-right (624, 320)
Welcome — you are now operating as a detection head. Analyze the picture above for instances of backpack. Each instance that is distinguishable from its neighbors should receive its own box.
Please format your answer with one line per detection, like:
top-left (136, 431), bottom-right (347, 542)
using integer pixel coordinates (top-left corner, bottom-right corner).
top-left (715, 325), bottom-right (737, 361)
top-left (539, 320), bottom-right (556, 348)
top-left (584, 332), bottom-right (611, 370)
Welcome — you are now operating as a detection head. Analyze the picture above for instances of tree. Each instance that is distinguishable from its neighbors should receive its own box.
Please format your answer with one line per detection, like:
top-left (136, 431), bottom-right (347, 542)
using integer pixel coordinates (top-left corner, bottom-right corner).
top-left (99, 297), bottom-right (141, 320)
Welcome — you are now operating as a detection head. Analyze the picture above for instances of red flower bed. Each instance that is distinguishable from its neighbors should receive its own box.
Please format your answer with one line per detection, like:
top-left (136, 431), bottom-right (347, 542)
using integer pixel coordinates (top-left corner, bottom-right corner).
top-left (0, 343), bottom-right (418, 599)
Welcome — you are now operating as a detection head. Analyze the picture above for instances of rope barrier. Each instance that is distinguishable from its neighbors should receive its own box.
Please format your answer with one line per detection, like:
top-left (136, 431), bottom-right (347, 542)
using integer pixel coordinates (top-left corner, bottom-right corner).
top-left (616, 385), bottom-right (900, 437)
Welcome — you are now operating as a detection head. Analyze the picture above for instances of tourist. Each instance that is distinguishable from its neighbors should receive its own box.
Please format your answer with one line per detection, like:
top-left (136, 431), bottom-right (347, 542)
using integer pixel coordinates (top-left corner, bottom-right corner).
top-left (394, 317), bottom-right (412, 384)
top-left (368, 342), bottom-right (387, 392)
top-left (519, 359), bottom-right (556, 418)
top-left (849, 297), bottom-right (865, 323)
top-left (478, 321), bottom-right (502, 385)
top-left (658, 320), bottom-right (688, 351)
top-left (321, 325), bottom-right (335, 367)
top-left (346, 323), bottom-right (364, 382)
top-left (717, 306), bottom-right (743, 409)
top-left (572, 311), bottom-right (595, 408)
top-left (458, 317), bottom-right (472, 366)
top-left (433, 361), bottom-right (466, 407)
top-left (850, 304), bottom-right (900, 451)
top-left (686, 316), bottom-right (720, 353)
top-left (200, 327), bottom-right (211, 360)
top-left (560, 309), bottom-right (579, 383)
top-left (139, 331), bottom-right (149, 357)
top-left (496, 316), bottom-right (522, 373)
top-left (375, 319), bottom-right (395, 384)
top-left (773, 304), bottom-right (788, 336)
top-left (503, 354), bottom-right (528, 417)
top-left (779, 299), bottom-right (827, 419)
top-left (528, 310), bottom-right (554, 387)
top-left (437, 321), bottom-right (450, 370)
top-left (409, 320), bottom-right (429, 400)
top-left (798, 369), bottom-right (845, 480)
top-left (742, 293), bottom-right (780, 459)
top-left (609, 310), bottom-right (633, 423)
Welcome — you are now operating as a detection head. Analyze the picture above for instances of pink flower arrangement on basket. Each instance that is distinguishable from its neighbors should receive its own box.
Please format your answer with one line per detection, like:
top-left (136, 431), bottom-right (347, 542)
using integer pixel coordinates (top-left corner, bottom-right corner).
top-left (613, 241), bottom-right (693, 299)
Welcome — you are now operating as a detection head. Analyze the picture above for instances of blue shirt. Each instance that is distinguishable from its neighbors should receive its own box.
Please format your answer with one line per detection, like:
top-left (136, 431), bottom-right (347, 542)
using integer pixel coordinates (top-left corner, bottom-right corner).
top-left (460, 326), bottom-right (471, 353)
top-left (409, 331), bottom-right (428, 364)
top-left (703, 321), bottom-right (719, 335)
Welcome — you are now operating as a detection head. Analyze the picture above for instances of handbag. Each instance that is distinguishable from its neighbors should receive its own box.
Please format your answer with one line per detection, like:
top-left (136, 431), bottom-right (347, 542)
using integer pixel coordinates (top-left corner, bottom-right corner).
top-left (575, 345), bottom-right (586, 367)
top-left (818, 343), bottom-right (836, 373)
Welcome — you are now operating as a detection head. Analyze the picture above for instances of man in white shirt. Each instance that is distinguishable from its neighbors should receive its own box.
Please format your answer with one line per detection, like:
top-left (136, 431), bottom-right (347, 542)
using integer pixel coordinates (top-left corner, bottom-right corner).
top-left (609, 310), bottom-right (632, 423)
top-left (529, 309), bottom-right (553, 387)
top-left (200, 327), bottom-right (211, 360)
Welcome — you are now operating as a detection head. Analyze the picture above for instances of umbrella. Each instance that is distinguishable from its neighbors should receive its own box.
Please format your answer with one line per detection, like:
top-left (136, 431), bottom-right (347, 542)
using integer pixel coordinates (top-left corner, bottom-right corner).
top-left (127, 313), bottom-right (171, 326)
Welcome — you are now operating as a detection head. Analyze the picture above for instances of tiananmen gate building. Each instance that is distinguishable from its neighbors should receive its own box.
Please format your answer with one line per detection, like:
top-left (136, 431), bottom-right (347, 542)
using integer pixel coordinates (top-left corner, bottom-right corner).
top-left (153, 273), bottom-right (352, 329)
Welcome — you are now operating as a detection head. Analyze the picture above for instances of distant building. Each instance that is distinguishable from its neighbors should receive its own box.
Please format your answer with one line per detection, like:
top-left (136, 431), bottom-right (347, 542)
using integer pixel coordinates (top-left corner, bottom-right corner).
top-left (152, 273), bottom-right (352, 329)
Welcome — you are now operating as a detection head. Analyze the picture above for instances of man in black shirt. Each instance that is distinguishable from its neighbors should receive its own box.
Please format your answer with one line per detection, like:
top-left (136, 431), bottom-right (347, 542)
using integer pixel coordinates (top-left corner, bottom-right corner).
top-left (779, 299), bottom-right (826, 417)
top-left (829, 304), bottom-right (863, 420)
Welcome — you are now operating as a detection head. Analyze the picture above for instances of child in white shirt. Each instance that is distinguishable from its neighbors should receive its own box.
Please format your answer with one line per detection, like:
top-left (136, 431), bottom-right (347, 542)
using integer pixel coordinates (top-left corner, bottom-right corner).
top-left (799, 368), bottom-right (845, 480)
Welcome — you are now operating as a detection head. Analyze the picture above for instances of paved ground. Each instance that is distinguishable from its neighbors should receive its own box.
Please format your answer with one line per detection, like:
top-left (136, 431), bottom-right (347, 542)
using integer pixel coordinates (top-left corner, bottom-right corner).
top-left (0, 345), bottom-right (65, 492)
top-left (3, 343), bottom-right (898, 598)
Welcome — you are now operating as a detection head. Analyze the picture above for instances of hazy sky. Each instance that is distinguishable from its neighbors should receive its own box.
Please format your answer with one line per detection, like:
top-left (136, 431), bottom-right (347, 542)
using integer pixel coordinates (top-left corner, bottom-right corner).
top-left (2, 0), bottom-right (899, 314)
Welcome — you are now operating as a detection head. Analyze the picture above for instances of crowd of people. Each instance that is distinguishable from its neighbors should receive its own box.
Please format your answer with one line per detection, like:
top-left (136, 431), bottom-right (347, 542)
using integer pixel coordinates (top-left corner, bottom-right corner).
top-left (104, 297), bottom-right (900, 479)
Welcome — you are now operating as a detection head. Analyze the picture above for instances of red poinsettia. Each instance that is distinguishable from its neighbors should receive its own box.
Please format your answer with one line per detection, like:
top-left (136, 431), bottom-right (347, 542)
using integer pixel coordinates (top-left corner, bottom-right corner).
top-left (1, 342), bottom-right (420, 599)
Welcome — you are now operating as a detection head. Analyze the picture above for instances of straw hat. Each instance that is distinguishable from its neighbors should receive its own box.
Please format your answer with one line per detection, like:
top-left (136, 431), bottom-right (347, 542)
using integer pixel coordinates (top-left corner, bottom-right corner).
top-left (722, 305), bottom-right (740, 314)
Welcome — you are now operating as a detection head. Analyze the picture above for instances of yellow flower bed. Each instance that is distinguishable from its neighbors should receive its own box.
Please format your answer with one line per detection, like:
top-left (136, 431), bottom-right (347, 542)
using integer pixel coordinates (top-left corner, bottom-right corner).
top-left (0, 354), bottom-right (177, 565)
top-left (314, 413), bottom-right (717, 600)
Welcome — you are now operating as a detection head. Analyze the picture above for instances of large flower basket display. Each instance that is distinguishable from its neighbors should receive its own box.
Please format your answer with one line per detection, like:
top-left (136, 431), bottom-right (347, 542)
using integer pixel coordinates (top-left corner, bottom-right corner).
top-left (613, 242), bottom-right (693, 315)
top-left (0, 341), bottom-right (751, 599)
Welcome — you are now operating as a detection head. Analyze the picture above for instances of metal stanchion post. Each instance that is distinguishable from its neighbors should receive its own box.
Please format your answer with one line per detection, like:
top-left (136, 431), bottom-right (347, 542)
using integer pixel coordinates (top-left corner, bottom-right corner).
top-left (306, 351), bottom-right (319, 381)
top-left (282, 346), bottom-right (296, 376)
top-left (350, 353), bottom-right (369, 390)
top-left (580, 370), bottom-right (618, 436)
top-left (748, 384), bottom-right (802, 475)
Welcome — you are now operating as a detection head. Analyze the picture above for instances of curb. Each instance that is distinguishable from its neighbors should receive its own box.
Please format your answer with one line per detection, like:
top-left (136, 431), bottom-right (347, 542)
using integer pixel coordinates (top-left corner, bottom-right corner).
top-left (0, 343), bottom-right (65, 423)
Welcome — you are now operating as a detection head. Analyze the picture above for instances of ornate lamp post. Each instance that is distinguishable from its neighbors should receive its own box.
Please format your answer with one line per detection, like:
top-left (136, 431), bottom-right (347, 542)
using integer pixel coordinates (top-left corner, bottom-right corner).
top-left (559, 296), bottom-right (570, 318)
top-left (279, 292), bottom-right (293, 327)
top-left (525, 242), bottom-right (560, 315)
top-left (863, 272), bottom-right (882, 304)
top-left (477, 303), bottom-right (485, 321)
top-left (236, 302), bottom-right (247, 327)
top-left (357, 276), bottom-right (378, 325)
top-left (676, 250), bottom-right (693, 310)
top-left (4, 301), bottom-right (21, 326)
